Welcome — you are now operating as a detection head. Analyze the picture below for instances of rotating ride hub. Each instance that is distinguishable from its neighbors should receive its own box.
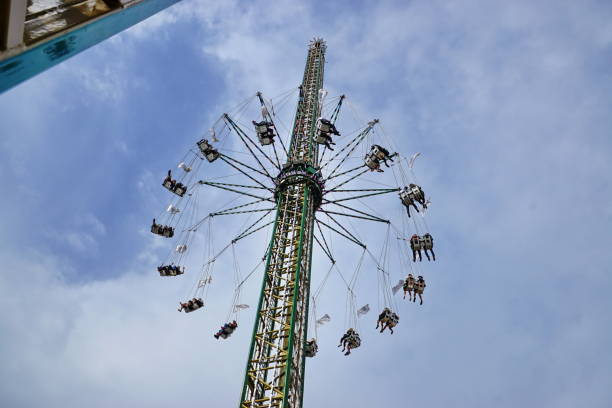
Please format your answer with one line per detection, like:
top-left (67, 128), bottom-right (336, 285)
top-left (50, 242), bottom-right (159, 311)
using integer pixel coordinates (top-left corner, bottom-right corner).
top-left (274, 161), bottom-right (325, 209)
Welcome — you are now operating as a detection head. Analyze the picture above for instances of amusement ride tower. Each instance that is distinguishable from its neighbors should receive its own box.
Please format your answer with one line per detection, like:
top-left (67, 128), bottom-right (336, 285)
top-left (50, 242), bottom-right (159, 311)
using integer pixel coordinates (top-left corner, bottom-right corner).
top-left (151, 38), bottom-right (435, 408)
top-left (239, 38), bottom-right (326, 408)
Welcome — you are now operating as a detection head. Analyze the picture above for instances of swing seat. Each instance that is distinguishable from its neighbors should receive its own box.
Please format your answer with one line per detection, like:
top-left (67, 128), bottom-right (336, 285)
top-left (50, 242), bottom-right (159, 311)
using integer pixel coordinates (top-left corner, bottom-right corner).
top-left (317, 119), bottom-right (332, 133)
top-left (410, 238), bottom-right (423, 251)
top-left (421, 235), bottom-right (433, 249)
top-left (197, 139), bottom-right (220, 162)
top-left (365, 155), bottom-right (380, 170)
top-left (173, 184), bottom-right (187, 197)
top-left (197, 139), bottom-right (213, 154)
top-left (185, 299), bottom-right (204, 313)
top-left (255, 123), bottom-right (269, 134)
top-left (163, 178), bottom-right (187, 197)
top-left (255, 122), bottom-right (275, 146)
top-left (347, 334), bottom-right (361, 349)
top-left (389, 313), bottom-right (400, 326)
top-left (316, 133), bottom-right (329, 145)
top-left (305, 340), bottom-right (318, 357)
top-left (205, 150), bottom-right (220, 162)
top-left (371, 145), bottom-right (386, 160)
top-left (217, 322), bottom-right (238, 339)
top-left (162, 179), bottom-right (174, 190)
top-left (159, 267), bottom-right (184, 277)
top-left (403, 280), bottom-right (414, 290)
top-left (400, 190), bottom-right (415, 205)
top-left (152, 224), bottom-right (174, 238)
top-left (258, 134), bottom-right (274, 146)
top-left (379, 309), bottom-right (392, 323)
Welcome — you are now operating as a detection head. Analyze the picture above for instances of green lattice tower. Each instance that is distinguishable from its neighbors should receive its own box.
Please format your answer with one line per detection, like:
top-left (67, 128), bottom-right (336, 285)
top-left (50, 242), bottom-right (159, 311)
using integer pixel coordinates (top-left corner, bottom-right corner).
top-left (239, 39), bottom-right (326, 408)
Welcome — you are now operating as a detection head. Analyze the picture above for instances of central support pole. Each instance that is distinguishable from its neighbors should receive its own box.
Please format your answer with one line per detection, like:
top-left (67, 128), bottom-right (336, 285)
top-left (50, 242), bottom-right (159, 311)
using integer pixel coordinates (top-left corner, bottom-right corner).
top-left (240, 39), bottom-right (326, 408)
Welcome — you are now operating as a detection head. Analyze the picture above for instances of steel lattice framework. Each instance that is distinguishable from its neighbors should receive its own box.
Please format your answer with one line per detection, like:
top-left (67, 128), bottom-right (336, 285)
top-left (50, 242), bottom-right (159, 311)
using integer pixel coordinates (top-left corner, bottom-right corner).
top-left (239, 39), bottom-right (326, 408)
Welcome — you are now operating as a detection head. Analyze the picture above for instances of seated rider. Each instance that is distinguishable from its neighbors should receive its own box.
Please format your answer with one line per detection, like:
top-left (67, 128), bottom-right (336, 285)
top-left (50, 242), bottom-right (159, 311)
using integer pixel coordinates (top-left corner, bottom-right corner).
top-left (164, 170), bottom-right (173, 186)
top-left (338, 328), bottom-right (353, 352)
top-left (414, 276), bottom-right (426, 305)
top-left (320, 118), bottom-right (340, 136)
top-left (365, 154), bottom-right (384, 172)
top-left (409, 183), bottom-right (427, 209)
top-left (380, 312), bottom-right (399, 334)
top-left (401, 187), bottom-right (420, 217)
top-left (403, 273), bottom-right (415, 300)
top-left (338, 328), bottom-right (359, 356)
top-left (422, 233), bottom-right (436, 261)
top-left (214, 320), bottom-right (238, 339)
top-left (178, 301), bottom-right (189, 312)
top-left (376, 307), bottom-right (391, 330)
top-left (410, 234), bottom-right (422, 262)
top-left (305, 338), bottom-right (318, 356)
top-left (317, 118), bottom-right (338, 150)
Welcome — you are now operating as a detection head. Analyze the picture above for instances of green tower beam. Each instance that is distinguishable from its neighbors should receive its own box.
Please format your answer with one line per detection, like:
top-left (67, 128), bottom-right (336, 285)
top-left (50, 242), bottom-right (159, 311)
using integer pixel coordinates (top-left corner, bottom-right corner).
top-left (239, 38), bottom-right (326, 408)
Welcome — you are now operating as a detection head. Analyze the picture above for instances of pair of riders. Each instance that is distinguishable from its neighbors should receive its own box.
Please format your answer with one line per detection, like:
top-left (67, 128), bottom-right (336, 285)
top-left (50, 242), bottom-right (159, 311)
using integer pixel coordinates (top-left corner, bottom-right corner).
top-left (400, 183), bottom-right (427, 217)
top-left (158, 264), bottom-right (183, 276)
top-left (197, 139), bottom-right (219, 162)
top-left (163, 169), bottom-right (186, 194)
top-left (338, 328), bottom-right (361, 356)
top-left (178, 298), bottom-right (204, 312)
top-left (317, 118), bottom-right (340, 150)
top-left (376, 307), bottom-right (400, 334)
top-left (214, 321), bottom-right (238, 339)
top-left (151, 218), bottom-right (174, 238)
top-left (365, 145), bottom-right (398, 172)
top-left (253, 120), bottom-right (276, 145)
top-left (403, 274), bottom-right (426, 305)
top-left (409, 233), bottom-right (436, 262)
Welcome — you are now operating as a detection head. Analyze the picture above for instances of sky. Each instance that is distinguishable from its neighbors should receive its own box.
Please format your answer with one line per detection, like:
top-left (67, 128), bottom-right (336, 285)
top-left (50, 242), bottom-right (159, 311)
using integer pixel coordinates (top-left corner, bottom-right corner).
top-left (1, 0), bottom-right (612, 407)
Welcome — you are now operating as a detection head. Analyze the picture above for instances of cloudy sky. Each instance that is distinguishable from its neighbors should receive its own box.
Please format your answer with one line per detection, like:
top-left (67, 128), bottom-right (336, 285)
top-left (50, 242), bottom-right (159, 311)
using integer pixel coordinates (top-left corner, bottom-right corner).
top-left (1, 0), bottom-right (612, 407)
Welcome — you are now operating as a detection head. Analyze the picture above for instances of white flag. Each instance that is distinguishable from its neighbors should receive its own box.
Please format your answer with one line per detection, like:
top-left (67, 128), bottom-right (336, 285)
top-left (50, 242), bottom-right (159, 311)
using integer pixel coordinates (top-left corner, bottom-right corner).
top-left (392, 279), bottom-right (405, 295)
top-left (234, 304), bottom-right (250, 311)
top-left (316, 314), bottom-right (331, 326)
top-left (167, 204), bottom-right (180, 214)
top-left (318, 88), bottom-right (328, 102)
top-left (209, 128), bottom-right (219, 143)
top-left (178, 162), bottom-right (192, 172)
top-left (357, 304), bottom-right (370, 316)
top-left (408, 152), bottom-right (421, 169)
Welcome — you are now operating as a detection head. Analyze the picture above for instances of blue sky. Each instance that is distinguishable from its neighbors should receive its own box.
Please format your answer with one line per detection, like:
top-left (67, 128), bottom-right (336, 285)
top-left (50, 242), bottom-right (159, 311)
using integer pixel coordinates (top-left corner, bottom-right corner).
top-left (1, 0), bottom-right (612, 407)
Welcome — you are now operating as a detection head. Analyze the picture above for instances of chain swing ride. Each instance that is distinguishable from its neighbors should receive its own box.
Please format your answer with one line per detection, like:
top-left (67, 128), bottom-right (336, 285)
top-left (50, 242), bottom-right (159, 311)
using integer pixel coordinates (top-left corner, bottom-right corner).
top-left (149, 38), bottom-right (437, 408)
